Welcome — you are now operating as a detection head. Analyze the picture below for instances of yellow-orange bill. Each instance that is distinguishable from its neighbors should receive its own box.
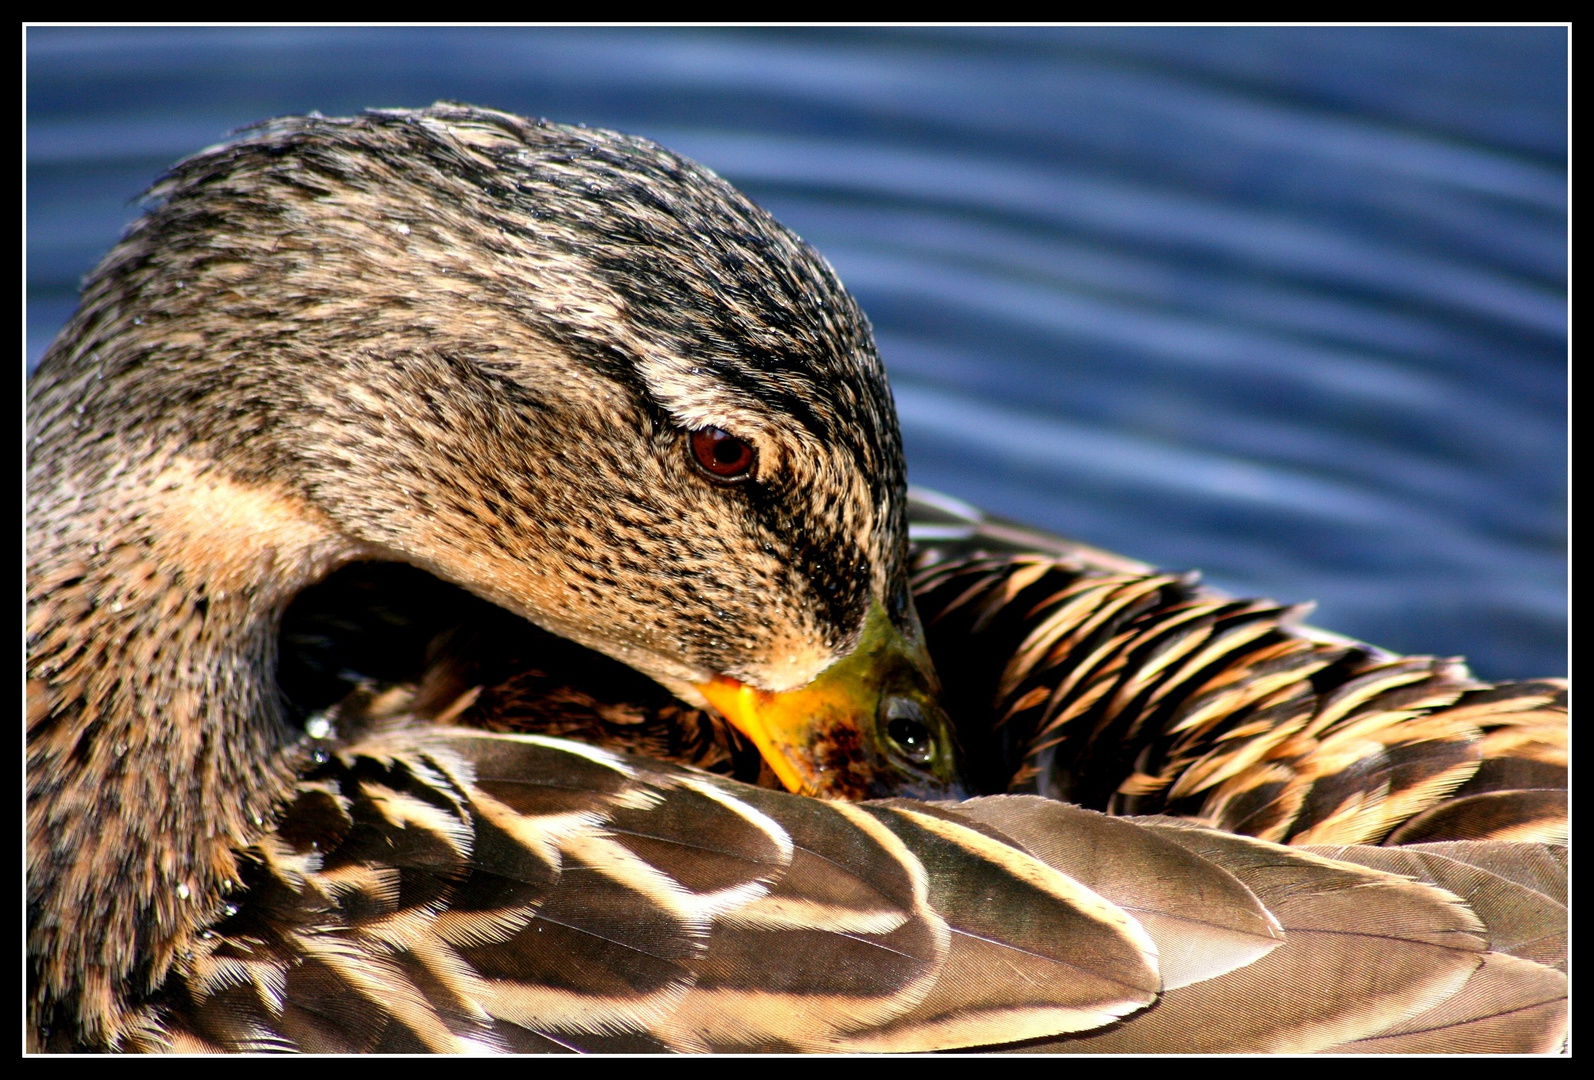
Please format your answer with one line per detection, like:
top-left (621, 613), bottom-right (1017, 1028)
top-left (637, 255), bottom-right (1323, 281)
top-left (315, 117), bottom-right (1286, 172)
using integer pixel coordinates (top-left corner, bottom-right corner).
top-left (697, 601), bottom-right (967, 801)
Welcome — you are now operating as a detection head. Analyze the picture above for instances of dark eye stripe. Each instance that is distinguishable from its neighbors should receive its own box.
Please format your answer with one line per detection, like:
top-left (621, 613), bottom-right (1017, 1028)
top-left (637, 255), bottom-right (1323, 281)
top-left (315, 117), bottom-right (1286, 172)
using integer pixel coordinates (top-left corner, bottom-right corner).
top-left (689, 427), bottom-right (756, 482)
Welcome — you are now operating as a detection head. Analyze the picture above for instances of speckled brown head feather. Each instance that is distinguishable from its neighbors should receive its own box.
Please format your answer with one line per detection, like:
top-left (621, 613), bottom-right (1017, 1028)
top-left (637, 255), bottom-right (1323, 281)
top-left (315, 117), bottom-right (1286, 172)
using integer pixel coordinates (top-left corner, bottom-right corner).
top-left (26, 104), bottom-right (961, 1046)
top-left (30, 103), bottom-right (911, 686)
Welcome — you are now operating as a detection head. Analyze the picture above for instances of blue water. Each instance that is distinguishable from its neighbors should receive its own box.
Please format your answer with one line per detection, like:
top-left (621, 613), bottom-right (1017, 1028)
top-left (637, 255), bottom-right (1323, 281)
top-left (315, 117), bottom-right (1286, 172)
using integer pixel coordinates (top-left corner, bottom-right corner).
top-left (26, 27), bottom-right (1567, 680)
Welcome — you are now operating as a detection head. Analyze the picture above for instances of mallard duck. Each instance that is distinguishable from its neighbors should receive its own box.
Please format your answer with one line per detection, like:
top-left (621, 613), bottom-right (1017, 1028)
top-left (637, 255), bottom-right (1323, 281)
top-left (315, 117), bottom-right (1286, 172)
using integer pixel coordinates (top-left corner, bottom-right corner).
top-left (27, 104), bottom-right (1566, 1054)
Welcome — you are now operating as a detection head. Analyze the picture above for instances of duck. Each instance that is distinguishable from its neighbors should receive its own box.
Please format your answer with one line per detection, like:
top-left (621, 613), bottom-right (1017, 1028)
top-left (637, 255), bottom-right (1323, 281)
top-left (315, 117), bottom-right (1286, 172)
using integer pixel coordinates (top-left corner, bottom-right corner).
top-left (26, 103), bottom-right (1567, 1054)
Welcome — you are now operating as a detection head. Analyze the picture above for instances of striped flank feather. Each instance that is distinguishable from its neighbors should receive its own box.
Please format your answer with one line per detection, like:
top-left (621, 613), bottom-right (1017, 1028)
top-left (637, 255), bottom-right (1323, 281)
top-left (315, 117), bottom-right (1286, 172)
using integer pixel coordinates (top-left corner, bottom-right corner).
top-left (56, 731), bottom-right (1561, 1053)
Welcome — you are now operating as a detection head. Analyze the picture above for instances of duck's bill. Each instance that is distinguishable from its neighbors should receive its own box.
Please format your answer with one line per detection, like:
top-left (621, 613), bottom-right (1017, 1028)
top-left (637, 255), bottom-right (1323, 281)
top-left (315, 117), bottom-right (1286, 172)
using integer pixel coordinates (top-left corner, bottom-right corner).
top-left (698, 601), bottom-right (968, 801)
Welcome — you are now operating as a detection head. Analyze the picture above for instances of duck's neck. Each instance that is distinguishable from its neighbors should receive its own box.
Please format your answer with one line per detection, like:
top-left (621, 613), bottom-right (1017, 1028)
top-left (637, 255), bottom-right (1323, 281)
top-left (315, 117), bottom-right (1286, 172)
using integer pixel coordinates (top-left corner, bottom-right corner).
top-left (26, 452), bottom-right (359, 1044)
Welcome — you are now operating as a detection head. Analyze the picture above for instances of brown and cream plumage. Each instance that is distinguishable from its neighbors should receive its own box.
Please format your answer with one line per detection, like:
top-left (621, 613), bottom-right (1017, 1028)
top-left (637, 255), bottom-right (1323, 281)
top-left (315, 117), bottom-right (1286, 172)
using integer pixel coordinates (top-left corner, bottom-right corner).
top-left (907, 489), bottom-right (1568, 849)
top-left (26, 104), bottom-right (1566, 1054)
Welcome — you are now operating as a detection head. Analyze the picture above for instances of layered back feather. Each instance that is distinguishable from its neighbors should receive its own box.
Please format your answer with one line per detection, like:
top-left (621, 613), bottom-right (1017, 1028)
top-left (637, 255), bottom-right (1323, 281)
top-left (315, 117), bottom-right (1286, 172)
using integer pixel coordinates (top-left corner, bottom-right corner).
top-left (43, 497), bottom-right (1564, 1054)
top-left (52, 731), bottom-right (1565, 1053)
top-left (908, 493), bottom-right (1567, 849)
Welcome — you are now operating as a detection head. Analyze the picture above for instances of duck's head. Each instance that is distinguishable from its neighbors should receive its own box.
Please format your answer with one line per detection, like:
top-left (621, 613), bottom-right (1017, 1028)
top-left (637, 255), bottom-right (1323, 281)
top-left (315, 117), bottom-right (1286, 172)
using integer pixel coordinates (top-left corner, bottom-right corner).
top-left (29, 103), bottom-right (963, 802)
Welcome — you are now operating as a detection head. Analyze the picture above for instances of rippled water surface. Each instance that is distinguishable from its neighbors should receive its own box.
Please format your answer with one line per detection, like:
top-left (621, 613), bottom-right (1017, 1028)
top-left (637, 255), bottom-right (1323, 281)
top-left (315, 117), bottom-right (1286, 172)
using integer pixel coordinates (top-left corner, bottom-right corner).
top-left (26, 27), bottom-right (1567, 679)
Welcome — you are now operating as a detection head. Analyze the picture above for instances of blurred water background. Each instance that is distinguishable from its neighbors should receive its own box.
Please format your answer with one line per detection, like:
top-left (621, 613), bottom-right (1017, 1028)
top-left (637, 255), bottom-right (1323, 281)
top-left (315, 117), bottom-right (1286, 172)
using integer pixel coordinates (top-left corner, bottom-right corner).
top-left (25, 26), bottom-right (1567, 680)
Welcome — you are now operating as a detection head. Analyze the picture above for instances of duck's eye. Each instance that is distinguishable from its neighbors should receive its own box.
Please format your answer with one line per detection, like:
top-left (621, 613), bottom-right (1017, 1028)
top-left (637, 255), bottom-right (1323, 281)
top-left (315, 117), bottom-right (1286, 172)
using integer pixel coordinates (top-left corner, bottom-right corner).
top-left (689, 427), bottom-right (756, 482)
top-left (882, 697), bottom-right (937, 766)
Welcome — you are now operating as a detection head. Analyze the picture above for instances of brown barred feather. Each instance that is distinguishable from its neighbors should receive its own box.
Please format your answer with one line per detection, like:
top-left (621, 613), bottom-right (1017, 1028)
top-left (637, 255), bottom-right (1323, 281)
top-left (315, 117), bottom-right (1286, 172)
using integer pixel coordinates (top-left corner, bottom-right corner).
top-left (89, 732), bottom-right (1161, 1053)
top-left (996, 818), bottom-right (1563, 1054)
top-left (1303, 843), bottom-right (1567, 972)
top-left (29, 541), bottom-right (1570, 1054)
top-left (192, 496), bottom-right (1561, 1055)
top-left (908, 493), bottom-right (1567, 849)
top-left (58, 734), bottom-right (1564, 1054)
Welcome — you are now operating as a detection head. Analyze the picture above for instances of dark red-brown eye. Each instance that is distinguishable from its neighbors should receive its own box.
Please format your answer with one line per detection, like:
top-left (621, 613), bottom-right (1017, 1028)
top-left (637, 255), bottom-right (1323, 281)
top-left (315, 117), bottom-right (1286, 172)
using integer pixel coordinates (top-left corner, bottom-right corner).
top-left (689, 427), bottom-right (756, 482)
